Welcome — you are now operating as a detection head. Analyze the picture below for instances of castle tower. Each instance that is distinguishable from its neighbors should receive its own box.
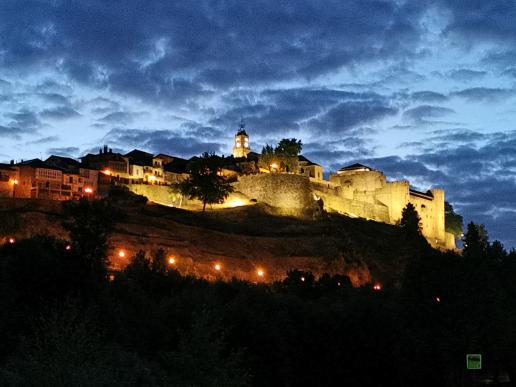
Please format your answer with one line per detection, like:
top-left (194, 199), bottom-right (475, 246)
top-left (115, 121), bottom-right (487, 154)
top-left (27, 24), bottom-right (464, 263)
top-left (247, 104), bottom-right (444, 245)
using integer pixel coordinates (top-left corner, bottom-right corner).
top-left (232, 119), bottom-right (250, 158)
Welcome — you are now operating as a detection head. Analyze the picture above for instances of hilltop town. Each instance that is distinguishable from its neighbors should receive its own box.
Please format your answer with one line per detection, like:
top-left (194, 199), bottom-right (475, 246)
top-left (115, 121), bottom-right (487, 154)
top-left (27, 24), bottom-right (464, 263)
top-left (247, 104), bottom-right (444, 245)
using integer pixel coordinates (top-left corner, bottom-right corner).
top-left (0, 121), bottom-right (456, 249)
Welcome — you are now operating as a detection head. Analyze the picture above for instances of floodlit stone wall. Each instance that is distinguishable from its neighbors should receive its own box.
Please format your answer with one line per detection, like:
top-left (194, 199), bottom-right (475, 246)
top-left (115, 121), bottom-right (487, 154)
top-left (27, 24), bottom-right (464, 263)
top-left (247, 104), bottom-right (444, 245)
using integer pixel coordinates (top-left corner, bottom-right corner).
top-left (234, 173), bottom-right (315, 216)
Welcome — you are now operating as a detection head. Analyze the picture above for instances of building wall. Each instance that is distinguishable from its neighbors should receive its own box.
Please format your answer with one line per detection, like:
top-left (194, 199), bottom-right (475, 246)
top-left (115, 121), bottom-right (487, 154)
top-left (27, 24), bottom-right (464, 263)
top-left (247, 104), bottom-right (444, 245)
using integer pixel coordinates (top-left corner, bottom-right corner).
top-left (0, 168), bottom-right (18, 198)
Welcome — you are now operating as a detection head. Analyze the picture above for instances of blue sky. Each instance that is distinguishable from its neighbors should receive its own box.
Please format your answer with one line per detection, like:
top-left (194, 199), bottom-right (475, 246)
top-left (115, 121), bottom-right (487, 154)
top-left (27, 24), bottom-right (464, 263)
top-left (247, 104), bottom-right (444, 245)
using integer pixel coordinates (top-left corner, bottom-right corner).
top-left (0, 1), bottom-right (515, 247)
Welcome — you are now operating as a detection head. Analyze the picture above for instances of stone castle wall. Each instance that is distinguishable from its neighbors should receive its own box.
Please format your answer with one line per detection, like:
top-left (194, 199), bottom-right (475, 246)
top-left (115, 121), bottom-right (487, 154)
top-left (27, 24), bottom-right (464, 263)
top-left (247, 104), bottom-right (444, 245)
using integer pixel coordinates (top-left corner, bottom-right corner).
top-left (234, 173), bottom-right (315, 216)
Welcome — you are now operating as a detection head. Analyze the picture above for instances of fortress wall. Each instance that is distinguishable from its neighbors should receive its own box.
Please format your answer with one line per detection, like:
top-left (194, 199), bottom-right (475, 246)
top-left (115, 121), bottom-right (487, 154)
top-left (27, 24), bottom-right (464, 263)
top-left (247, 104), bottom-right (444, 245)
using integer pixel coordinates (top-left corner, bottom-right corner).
top-left (313, 188), bottom-right (390, 223)
top-left (329, 170), bottom-right (386, 192)
top-left (235, 173), bottom-right (314, 215)
top-left (430, 188), bottom-right (446, 242)
top-left (408, 188), bottom-right (446, 245)
top-left (375, 181), bottom-right (410, 224)
top-left (128, 184), bottom-right (175, 206)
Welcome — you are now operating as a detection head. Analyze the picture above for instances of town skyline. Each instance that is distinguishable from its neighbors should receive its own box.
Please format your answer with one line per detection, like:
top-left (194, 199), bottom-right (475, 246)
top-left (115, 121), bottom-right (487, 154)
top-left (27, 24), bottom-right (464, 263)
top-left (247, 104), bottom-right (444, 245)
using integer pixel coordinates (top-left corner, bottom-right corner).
top-left (1, 1), bottom-right (515, 248)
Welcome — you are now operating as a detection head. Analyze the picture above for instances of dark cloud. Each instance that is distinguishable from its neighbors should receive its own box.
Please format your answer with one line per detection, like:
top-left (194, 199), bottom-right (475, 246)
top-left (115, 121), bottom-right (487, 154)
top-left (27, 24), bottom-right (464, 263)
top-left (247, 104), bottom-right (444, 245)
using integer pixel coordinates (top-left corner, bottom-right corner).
top-left (447, 69), bottom-right (487, 81)
top-left (40, 106), bottom-right (81, 120)
top-left (99, 112), bottom-right (139, 125)
top-left (403, 105), bottom-right (455, 124)
top-left (411, 91), bottom-right (448, 103)
top-left (47, 146), bottom-right (80, 157)
top-left (5, 110), bottom-right (41, 129)
top-left (308, 101), bottom-right (397, 134)
top-left (450, 87), bottom-right (515, 102)
top-left (0, 0), bottom-right (429, 101)
top-left (26, 135), bottom-right (59, 145)
top-left (103, 128), bottom-right (224, 158)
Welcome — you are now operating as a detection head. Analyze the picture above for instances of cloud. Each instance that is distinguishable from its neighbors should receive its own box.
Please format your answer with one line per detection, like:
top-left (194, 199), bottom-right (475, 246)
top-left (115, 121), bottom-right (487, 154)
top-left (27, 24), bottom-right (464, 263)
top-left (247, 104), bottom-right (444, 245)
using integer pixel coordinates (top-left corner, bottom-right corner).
top-left (308, 101), bottom-right (397, 134)
top-left (450, 87), bottom-right (515, 102)
top-left (47, 146), bottom-right (80, 157)
top-left (411, 91), bottom-right (448, 103)
top-left (447, 69), bottom-right (487, 81)
top-left (99, 111), bottom-right (139, 125)
top-left (40, 106), bottom-right (81, 120)
top-left (5, 110), bottom-right (41, 129)
top-left (403, 105), bottom-right (455, 124)
top-left (102, 128), bottom-right (225, 157)
top-left (26, 135), bottom-right (59, 145)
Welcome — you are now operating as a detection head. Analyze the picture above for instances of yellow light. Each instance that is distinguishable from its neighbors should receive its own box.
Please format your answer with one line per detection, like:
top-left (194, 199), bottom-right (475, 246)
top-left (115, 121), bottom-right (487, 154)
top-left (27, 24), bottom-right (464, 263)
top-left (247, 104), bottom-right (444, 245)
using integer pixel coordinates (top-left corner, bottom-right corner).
top-left (84, 187), bottom-right (93, 194)
top-left (118, 250), bottom-right (126, 258)
top-left (373, 283), bottom-right (382, 291)
top-left (148, 175), bottom-right (156, 182)
top-left (300, 276), bottom-right (305, 282)
top-left (168, 257), bottom-right (175, 265)
top-left (109, 274), bottom-right (115, 282)
top-left (257, 269), bottom-right (264, 277)
top-left (102, 169), bottom-right (111, 176)
top-left (227, 199), bottom-right (246, 207)
top-left (214, 263), bottom-right (221, 271)
top-left (270, 162), bottom-right (278, 170)
top-left (10, 178), bottom-right (18, 185)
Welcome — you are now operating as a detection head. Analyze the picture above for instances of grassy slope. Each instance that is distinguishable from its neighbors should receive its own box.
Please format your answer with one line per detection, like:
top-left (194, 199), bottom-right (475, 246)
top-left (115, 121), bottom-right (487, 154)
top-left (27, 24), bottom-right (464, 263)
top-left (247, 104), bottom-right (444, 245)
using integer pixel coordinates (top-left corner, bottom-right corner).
top-left (0, 198), bottom-right (413, 286)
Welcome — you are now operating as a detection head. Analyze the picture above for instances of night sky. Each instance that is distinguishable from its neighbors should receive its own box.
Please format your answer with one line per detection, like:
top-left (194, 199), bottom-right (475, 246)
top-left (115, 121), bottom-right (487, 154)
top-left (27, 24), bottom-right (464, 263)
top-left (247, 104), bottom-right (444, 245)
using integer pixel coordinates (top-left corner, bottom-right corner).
top-left (0, 1), bottom-right (515, 247)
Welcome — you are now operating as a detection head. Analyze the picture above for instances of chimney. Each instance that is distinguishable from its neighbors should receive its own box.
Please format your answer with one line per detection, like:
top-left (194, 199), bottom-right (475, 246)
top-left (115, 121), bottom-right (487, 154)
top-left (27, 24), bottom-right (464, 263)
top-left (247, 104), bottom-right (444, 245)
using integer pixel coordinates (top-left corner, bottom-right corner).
top-left (103, 145), bottom-right (108, 154)
top-left (10, 160), bottom-right (14, 165)
top-left (109, 148), bottom-right (112, 154)
top-left (99, 148), bottom-right (102, 154)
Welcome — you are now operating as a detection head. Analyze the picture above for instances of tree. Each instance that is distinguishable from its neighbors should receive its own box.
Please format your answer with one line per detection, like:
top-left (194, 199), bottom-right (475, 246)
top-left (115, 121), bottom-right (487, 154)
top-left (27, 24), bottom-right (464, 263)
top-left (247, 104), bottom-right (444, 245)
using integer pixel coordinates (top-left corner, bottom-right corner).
top-left (275, 138), bottom-right (303, 157)
top-left (172, 153), bottom-right (234, 212)
top-left (62, 198), bottom-right (118, 285)
top-left (400, 203), bottom-right (422, 238)
top-left (463, 222), bottom-right (488, 259)
top-left (444, 201), bottom-right (463, 237)
top-left (258, 144), bottom-right (276, 171)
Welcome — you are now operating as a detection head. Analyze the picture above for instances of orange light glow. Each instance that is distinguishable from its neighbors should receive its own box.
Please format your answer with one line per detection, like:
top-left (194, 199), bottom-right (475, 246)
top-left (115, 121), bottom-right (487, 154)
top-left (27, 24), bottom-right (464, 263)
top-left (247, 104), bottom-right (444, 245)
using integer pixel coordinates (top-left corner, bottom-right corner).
top-left (84, 187), bottom-right (93, 194)
top-left (65, 244), bottom-right (71, 251)
top-left (214, 263), bottom-right (221, 271)
top-left (118, 250), bottom-right (126, 258)
top-left (148, 175), bottom-right (156, 182)
top-left (257, 269), bottom-right (264, 277)
top-left (373, 283), bottom-right (382, 291)
top-left (168, 257), bottom-right (176, 265)
top-left (9, 178), bottom-right (18, 185)
top-left (102, 169), bottom-right (111, 176)
top-left (270, 162), bottom-right (278, 170)
top-left (300, 276), bottom-right (305, 282)
top-left (109, 274), bottom-right (115, 282)
top-left (8, 237), bottom-right (15, 244)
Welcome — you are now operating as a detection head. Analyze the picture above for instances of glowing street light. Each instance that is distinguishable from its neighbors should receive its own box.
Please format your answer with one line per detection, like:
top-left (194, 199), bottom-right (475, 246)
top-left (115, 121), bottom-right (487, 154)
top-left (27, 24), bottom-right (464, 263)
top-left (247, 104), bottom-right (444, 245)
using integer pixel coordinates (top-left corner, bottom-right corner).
top-left (435, 296), bottom-right (441, 303)
top-left (257, 269), bottom-right (264, 277)
top-left (118, 249), bottom-right (126, 258)
top-left (168, 257), bottom-right (176, 265)
top-left (10, 178), bottom-right (18, 198)
top-left (373, 283), bottom-right (382, 291)
top-left (300, 276), bottom-right (305, 282)
top-left (65, 244), bottom-right (72, 251)
top-left (102, 169), bottom-right (111, 176)
top-left (8, 237), bottom-right (15, 244)
top-left (214, 263), bottom-right (221, 271)
top-left (84, 187), bottom-right (93, 194)
top-left (270, 162), bottom-right (278, 171)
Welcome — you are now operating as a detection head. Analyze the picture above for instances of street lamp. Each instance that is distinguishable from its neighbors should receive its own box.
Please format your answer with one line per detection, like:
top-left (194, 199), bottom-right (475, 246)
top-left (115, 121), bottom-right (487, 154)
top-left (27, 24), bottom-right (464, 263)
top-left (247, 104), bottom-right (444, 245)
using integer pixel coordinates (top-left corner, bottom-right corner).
top-left (10, 178), bottom-right (18, 198)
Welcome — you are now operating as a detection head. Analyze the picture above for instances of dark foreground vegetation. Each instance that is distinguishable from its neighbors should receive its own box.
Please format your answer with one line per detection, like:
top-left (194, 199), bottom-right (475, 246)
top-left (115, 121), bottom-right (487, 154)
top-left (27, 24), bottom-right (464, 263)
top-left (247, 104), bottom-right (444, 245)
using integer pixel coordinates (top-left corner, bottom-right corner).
top-left (0, 199), bottom-right (515, 386)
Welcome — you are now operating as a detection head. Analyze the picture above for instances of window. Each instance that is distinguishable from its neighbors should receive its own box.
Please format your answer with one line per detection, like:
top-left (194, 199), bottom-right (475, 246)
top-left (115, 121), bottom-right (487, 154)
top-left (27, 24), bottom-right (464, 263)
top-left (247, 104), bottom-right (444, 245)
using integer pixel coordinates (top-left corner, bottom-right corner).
top-left (69, 177), bottom-right (73, 183)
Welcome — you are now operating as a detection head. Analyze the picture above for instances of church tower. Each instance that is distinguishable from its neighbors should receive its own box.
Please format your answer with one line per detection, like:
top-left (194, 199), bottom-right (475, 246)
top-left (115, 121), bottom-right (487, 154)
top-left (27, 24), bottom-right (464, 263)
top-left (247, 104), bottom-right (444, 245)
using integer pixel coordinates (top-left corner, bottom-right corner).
top-left (232, 119), bottom-right (250, 158)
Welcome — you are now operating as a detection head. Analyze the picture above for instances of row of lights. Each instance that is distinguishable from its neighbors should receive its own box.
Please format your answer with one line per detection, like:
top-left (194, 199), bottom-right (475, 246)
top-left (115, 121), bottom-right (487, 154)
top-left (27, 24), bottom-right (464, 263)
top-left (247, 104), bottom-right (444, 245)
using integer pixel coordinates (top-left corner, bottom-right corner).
top-left (117, 249), bottom-right (266, 277)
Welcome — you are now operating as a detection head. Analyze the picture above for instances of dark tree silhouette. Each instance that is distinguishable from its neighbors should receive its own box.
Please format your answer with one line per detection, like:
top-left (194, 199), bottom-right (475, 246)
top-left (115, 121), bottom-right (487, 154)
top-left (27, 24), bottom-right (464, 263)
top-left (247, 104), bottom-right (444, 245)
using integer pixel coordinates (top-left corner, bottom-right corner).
top-left (275, 138), bottom-right (303, 157)
top-left (444, 201), bottom-right (463, 237)
top-left (400, 203), bottom-right (422, 237)
top-left (172, 152), bottom-right (234, 212)
top-left (463, 221), bottom-right (488, 259)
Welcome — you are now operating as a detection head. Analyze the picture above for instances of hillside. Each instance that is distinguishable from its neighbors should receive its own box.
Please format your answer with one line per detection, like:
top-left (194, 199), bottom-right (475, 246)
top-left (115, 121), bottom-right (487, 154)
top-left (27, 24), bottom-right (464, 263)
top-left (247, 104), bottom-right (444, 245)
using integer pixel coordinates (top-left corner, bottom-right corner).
top-left (0, 196), bottom-right (415, 286)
